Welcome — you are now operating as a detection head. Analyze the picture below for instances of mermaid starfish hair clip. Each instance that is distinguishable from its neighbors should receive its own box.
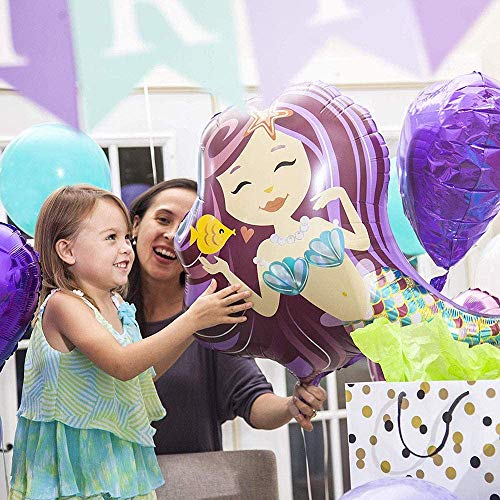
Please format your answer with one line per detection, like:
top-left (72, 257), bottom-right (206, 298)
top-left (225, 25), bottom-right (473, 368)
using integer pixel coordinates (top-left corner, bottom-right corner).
top-left (245, 107), bottom-right (293, 140)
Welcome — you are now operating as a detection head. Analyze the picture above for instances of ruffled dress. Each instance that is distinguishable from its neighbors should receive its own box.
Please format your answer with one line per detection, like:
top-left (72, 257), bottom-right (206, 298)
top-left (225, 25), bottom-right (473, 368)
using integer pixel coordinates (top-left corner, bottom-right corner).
top-left (9, 290), bottom-right (166, 500)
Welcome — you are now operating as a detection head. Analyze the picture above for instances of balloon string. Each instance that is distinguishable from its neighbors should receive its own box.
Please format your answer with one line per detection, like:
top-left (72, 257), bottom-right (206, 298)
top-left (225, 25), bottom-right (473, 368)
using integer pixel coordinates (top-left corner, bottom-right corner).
top-left (322, 418), bottom-right (329, 500)
top-left (301, 427), bottom-right (313, 500)
top-left (143, 85), bottom-right (158, 185)
top-left (0, 417), bottom-right (9, 496)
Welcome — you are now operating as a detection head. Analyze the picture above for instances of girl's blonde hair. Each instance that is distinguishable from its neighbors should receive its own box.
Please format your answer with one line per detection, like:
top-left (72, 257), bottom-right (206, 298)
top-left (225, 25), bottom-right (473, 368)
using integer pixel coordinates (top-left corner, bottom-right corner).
top-left (34, 184), bottom-right (132, 308)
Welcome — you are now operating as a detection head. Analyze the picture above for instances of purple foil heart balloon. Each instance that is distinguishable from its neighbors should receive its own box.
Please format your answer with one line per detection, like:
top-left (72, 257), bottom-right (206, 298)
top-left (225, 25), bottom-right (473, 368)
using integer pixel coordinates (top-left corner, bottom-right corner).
top-left (0, 223), bottom-right (41, 371)
top-left (398, 72), bottom-right (500, 284)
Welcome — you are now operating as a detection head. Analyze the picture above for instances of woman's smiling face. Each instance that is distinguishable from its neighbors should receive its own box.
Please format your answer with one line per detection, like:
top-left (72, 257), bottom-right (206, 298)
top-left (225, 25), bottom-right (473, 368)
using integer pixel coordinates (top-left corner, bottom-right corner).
top-left (216, 128), bottom-right (311, 226)
top-left (132, 187), bottom-right (196, 283)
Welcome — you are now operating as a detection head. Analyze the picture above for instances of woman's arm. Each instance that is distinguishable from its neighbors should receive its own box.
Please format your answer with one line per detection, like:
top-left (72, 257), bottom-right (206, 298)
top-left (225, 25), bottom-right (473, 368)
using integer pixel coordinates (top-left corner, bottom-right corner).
top-left (312, 187), bottom-right (370, 251)
top-left (46, 283), bottom-right (251, 381)
top-left (250, 384), bottom-right (327, 432)
top-left (200, 255), bottom-right (280, 317)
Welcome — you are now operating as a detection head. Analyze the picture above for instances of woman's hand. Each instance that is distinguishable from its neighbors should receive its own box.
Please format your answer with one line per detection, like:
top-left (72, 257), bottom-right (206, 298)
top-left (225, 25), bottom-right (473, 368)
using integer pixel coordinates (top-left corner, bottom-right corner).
top-left (311, 186), bottom-right (347, 210)
top-left (287, 382), bottom-right (327, 432)
top-left (200, 256), bottom-right (231, 276)
top-left (185, 279), bottom-right (252, 332)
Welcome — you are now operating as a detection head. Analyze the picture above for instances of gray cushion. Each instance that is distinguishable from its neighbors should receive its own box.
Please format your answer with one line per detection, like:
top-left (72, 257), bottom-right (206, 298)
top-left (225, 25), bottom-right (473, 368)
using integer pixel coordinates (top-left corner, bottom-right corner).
top-left (156, 450), bottom-right (279, 500)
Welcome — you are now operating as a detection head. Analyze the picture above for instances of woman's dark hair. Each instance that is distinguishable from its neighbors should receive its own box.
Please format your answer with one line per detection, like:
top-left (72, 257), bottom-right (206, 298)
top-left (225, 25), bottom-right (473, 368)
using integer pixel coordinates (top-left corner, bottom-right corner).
top-left (126, 178), bottom-right (197, 330)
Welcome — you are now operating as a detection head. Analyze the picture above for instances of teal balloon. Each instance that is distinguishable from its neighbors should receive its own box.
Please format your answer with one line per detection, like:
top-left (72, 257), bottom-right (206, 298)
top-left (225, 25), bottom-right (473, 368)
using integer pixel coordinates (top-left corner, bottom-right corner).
top-left (0, 124), bottom-right (110, 236)
top-left (388, 157), bottom-right (425, 256)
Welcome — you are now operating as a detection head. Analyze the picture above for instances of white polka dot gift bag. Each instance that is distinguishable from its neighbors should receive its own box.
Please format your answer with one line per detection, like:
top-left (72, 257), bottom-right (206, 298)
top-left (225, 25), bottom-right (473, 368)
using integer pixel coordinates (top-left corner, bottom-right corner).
top-left (346, 380), bottom-right (499, 499)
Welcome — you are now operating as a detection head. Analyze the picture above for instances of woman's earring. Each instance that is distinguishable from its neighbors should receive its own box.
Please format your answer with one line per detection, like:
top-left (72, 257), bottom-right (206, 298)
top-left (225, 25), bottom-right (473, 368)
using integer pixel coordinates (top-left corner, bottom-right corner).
top-left (131, 236), bottom-right (137, 246)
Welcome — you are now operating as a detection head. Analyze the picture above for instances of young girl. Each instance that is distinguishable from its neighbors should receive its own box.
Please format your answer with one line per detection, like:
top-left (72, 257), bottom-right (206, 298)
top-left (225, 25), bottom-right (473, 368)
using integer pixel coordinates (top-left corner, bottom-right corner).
top-left (9, 184), bottom-right (252, 500)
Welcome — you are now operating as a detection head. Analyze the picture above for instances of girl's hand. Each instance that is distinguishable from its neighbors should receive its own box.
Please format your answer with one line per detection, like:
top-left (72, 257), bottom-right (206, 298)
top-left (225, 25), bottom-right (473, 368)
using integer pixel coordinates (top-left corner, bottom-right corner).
top-left (311, 186), bottom-right (347, 210)
top-left (287, 382), bottom-right (327, 432)
top-left (200, 256), bottom-right (230, 276)
top-left (186, 279), bottom-right (252, 332)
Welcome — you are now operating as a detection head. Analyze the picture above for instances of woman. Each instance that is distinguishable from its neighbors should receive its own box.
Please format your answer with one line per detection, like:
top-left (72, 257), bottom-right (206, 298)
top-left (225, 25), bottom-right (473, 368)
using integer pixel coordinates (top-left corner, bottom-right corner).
top-left (127, 178), bottom-right (326, 454)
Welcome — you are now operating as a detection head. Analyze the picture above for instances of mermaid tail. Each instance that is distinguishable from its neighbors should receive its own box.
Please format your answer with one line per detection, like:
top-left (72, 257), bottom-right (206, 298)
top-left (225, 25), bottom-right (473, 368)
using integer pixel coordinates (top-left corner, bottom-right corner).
top-left (348, 267), bottom-right (500, 347)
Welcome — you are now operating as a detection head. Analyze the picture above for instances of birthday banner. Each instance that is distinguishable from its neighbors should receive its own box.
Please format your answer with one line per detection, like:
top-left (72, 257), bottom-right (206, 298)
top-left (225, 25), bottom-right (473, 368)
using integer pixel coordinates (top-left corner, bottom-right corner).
top-left (0, 0), bottom-right (494, 129)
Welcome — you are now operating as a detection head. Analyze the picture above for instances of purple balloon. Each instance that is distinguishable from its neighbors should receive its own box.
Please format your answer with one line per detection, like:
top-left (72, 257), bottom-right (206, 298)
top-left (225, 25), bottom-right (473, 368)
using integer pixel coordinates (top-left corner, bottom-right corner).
top-left (121, 183), bottom-right (150, 210)
top-left (0, 223), bottom-right (41, 371)
top-left (340, 478), bottom-right (458, 500)
top-left (453, 288), bottom-right (500, 315)
top-left (398, 72), bottom-right (500, 281)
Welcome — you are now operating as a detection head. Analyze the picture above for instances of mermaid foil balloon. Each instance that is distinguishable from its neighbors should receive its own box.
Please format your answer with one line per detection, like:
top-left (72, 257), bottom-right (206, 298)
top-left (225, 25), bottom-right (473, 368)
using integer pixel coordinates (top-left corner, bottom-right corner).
top-left (175, 81), bottom-right (500, 384)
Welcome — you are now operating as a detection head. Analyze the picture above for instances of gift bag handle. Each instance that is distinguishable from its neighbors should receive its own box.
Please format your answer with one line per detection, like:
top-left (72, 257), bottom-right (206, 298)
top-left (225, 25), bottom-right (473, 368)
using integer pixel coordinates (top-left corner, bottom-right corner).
top-left (397, 390), bottom-right (469, 458)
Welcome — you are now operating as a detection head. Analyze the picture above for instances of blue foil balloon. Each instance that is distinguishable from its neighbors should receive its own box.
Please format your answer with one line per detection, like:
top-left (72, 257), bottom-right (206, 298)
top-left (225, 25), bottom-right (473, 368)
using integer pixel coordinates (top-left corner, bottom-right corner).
top-left (0, 223), bottom-right (41, 371)
top-left (387, 158), bottom-right (425, 257)
top-left (0, 124), bottom-right (111, 236)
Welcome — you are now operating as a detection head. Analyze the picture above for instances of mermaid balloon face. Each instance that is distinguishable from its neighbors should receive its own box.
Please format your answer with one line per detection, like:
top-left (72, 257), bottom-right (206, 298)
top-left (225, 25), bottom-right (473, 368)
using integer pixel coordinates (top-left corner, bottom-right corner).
top-left (216, 128), bottom-right (311, 226)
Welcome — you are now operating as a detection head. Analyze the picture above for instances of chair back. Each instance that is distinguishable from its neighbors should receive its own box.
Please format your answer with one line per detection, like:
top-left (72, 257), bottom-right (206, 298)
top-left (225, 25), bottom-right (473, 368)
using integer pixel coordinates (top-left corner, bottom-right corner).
top-left (156, 449), bottom-right (279, 500)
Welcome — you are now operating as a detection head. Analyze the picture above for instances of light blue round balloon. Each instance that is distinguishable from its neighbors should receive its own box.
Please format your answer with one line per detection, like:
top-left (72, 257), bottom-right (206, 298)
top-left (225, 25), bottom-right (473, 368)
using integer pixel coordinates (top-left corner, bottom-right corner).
top-left (388, 157), bottom-right (425, 257)
top-left (0, 124), bottom-right (111, 236)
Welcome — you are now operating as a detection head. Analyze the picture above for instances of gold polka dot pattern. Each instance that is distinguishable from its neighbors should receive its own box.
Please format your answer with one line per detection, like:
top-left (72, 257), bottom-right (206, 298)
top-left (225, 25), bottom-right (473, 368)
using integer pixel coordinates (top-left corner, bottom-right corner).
top-left (345, 390), bottom-right (352, 403)
top-left (420, 382), bottom-right (430, 394)
top-left (485, 472), bottom-right (494, 484)
top-left (445, 467), bottom-right (457, 480)
top-left (380, 461), bottom-right (391, 473)
top-left (362, 406), bottom-right (372, 418)
top-left (483, 444), bottom-right (495, 457)
top-left (346, 380), bottom-right (500, 497)
top-left (464, 402), bottom-right (475, 415)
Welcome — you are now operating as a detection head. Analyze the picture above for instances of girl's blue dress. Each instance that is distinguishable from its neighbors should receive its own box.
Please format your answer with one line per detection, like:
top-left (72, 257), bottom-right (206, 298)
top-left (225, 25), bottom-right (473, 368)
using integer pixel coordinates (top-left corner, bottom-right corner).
top-left (9, 291), bottom-right (166, 500)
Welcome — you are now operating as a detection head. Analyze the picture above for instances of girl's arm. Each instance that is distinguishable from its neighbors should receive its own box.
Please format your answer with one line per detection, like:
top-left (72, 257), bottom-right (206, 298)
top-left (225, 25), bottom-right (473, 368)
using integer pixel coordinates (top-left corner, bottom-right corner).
top-left (45, 282), bottom-right (251, 381)
top-left (200, 256), bottom-right (280, 317)
top-left (312, 187), bottom-right (370, 251)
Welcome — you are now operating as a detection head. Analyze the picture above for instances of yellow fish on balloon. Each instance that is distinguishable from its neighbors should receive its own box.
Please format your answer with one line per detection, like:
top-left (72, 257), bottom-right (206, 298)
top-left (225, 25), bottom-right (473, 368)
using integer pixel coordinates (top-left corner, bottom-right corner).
top-left (190, 215), bottom-right (235, 254)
